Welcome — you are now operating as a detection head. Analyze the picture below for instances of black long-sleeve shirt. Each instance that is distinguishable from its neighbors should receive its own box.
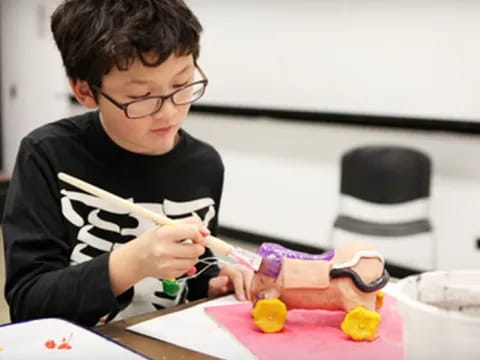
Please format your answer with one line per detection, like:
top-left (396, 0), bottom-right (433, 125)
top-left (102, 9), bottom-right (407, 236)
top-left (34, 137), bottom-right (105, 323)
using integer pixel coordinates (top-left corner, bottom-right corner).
top-left (3, 111), bottom-right (223, 326)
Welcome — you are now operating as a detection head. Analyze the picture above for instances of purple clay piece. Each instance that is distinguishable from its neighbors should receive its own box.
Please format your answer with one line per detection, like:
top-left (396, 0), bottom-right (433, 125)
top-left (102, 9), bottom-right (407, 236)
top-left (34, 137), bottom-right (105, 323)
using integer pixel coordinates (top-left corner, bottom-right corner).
top-left (256, 242), bottom-right (335, 278)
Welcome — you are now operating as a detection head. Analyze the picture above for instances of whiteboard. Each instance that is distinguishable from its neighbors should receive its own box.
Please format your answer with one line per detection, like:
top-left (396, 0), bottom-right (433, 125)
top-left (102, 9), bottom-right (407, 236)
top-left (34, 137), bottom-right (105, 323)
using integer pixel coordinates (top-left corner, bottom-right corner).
top-left (190, 0), bottom-right (480, 122)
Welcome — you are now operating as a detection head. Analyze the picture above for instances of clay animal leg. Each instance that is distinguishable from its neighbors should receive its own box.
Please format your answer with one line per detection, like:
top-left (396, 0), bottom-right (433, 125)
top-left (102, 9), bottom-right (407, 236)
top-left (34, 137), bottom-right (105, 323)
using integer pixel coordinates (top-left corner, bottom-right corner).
top-left (375, 290), bottom-right (385, 310)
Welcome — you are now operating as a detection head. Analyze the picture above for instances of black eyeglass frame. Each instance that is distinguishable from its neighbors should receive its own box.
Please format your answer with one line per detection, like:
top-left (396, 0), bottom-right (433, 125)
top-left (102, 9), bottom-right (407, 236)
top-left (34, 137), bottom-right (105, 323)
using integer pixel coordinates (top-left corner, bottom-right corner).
top-left (90, 64), bottom-right (208, 119)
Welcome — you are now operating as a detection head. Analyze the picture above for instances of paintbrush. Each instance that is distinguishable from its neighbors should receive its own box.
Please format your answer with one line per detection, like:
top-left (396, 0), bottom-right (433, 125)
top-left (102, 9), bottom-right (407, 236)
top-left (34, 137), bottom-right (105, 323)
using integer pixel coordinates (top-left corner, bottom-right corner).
top-left (58, 172), bottom-right (263, 271)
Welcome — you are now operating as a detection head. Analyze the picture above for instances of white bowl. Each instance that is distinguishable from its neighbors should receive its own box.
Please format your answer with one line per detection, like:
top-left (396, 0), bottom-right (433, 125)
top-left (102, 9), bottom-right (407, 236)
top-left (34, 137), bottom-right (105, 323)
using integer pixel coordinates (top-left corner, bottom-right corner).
top-left (395, 270), bottom-right (480, 360)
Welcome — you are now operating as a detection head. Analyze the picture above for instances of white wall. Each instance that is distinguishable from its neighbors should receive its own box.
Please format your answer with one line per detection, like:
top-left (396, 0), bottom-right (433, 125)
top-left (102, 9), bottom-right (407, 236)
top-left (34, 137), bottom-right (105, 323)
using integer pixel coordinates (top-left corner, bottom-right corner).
top-left (1, 0), bottom-right (67, 173)
top-left (190, 0), bottom-right (480, 121)
top-left (184, 113), bottom-right (480, 271)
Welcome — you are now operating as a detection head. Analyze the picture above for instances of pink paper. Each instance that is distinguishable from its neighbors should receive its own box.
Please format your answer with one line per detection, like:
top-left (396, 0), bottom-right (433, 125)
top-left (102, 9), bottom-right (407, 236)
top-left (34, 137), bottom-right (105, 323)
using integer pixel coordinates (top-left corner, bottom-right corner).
top-left (205, 295), bottom-right (404, 360)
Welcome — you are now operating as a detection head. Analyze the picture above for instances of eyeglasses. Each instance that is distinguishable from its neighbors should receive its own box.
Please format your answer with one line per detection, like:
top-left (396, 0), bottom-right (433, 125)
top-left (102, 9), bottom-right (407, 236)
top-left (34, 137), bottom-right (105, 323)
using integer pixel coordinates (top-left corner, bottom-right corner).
top-left (91, 64), bottom-right (208, 119)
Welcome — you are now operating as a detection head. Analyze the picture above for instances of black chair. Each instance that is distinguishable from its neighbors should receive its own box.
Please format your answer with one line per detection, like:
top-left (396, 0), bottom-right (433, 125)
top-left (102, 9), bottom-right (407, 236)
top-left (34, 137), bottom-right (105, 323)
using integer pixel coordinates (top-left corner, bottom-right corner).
top-left (331, 145), bottom-right (434, 271)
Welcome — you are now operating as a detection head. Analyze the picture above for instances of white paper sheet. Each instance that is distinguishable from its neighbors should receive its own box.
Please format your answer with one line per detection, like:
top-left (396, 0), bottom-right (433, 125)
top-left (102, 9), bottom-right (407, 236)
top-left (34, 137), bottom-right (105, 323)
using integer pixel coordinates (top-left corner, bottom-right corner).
top-left (127, 295), bottom-right (257, 360)
top-left (0, 318), bottom-right (145, 359)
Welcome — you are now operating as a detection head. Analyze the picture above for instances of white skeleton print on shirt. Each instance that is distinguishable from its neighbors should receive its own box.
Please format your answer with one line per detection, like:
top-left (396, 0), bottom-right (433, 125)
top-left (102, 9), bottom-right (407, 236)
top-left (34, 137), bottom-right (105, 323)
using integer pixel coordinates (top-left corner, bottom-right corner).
top-left (60, 189), bottom-right (216, 320)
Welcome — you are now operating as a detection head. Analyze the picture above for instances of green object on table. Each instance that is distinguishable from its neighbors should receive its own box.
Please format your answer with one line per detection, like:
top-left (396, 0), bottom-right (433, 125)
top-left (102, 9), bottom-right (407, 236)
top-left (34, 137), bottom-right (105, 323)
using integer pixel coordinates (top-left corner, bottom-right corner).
top-left (162, 279), bottom-right (180, 297)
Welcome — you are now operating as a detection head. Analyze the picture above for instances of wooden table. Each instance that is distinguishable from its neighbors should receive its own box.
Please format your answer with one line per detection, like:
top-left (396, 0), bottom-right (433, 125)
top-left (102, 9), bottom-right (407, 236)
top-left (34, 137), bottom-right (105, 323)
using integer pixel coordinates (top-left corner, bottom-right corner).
top-left (95, 299), bottom-right (220, 360)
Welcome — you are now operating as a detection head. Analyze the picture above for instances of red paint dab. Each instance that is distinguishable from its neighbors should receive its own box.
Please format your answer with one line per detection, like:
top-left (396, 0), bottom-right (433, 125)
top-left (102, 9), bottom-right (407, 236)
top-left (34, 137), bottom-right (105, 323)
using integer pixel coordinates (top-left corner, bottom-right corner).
top-left (44, 340), bottom-right (56, 349)
top-left (57, 336), bottom-right (72, 350)
top-left (187, 266), bottom-right (197, 276)
top-left (57, 342), bottom-right (72, 350)
top-left (44, 333), bottom-right (73, 350)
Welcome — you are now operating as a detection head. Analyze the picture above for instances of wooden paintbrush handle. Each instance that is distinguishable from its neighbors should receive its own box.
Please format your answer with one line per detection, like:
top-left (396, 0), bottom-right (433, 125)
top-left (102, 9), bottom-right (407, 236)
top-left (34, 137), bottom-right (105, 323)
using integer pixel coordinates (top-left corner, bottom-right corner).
top-left (58, 172), bottom-right (233, 255)
top-left (205, 235), bottom-right (233, 256)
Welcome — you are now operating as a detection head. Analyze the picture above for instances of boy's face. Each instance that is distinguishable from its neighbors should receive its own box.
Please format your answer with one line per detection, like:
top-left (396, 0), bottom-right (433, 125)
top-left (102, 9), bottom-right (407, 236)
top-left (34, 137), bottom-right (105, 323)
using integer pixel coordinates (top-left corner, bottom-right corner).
top-left (97, 53), bottom-right (195, 155)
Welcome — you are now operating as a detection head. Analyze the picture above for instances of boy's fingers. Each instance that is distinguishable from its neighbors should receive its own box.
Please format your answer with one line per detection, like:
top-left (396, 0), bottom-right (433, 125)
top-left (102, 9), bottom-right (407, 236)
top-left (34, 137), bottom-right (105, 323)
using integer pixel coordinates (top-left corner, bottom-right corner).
top-left (209, 276), bottom-right (229, 296)
top-left (166, 242), bottom-right (205, 258)
top-left (176, 215), bottom-right (211, 238)
top-left (210, 275), bottom-right (228, 288)
top-left (156, 224), bottom-right (207, 246)
top-left (229, 271), bottom-right (246, 301)
top-left (241, 267), bottom-right (254, 300)
top-left (179, 242), bottom-right (206, 257)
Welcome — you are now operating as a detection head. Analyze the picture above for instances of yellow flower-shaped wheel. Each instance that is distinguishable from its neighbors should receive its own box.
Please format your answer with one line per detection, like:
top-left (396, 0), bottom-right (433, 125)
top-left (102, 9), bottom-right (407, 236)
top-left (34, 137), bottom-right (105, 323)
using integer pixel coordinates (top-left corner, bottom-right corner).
top-left (376, 290), bottom-right (385, 310)
top-left (251, 298), bottom-right (287, 333)
top-left (341, 306), bottom-right (381, 341)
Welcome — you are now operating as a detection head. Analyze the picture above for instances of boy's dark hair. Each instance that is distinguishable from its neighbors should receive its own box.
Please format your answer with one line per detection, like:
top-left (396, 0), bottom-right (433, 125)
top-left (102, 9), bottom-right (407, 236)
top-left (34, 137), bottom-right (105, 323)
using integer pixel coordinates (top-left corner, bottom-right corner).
top-left (51, 0), bottom-right (202, 86)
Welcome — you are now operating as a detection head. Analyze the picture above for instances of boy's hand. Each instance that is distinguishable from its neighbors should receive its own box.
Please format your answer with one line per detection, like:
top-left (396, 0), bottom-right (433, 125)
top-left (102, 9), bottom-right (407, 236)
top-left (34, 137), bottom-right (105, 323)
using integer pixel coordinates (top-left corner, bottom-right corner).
top-left (109, 216), bottom-right (210, 296)
top-left (208, 264), bottom-right (254, 301)
top-left (136, 216), bottom-right (210, 280)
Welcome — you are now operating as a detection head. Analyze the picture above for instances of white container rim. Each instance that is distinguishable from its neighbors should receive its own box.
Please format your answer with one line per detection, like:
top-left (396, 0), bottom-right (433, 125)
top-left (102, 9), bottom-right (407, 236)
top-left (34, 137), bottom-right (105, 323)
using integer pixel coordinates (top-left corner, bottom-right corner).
top-left (395, 270), bottom-right (480, 325)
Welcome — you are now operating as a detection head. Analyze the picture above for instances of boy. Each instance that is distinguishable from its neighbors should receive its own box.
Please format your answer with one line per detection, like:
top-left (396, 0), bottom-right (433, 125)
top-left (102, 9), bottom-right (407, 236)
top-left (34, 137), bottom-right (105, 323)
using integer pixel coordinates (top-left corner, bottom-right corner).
top-left (3, 0), bottom-right (252, 326)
